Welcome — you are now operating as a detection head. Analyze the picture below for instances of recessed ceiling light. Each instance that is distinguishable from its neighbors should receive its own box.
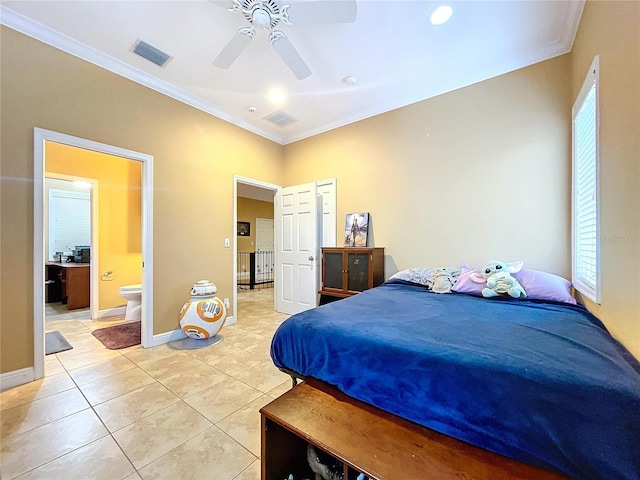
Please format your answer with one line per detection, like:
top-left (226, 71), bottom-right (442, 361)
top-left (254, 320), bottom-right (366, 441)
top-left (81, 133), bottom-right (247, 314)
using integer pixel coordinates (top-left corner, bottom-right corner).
top-left (268, 88), bottom-right (286, 105)
top-left (430, 5), bottom-right (453, 25)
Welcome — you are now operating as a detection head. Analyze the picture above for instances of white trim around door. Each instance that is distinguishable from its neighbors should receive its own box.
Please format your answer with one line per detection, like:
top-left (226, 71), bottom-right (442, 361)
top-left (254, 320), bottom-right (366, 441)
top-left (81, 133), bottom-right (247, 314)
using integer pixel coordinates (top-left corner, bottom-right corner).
top-left (44, 172), bottom-right (99, 321)
top-left (33, 128), bottom-right (154, 381)
top-left (233, 175), bottom-right (280, 322)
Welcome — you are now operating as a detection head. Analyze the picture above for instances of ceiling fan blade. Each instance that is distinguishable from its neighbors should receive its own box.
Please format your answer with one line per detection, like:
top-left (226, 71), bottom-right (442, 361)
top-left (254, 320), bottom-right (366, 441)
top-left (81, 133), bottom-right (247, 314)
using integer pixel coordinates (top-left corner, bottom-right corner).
top-left (213, 28), bottom-right (254, 69)
top-left (270, 31), bottom-right (312, 80)
top-left (283, 0), bottom-right (357, 25)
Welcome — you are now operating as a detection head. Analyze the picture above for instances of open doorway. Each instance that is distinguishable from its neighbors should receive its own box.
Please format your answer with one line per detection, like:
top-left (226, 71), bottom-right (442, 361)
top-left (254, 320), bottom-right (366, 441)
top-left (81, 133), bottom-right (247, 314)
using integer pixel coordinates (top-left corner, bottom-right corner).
top-left (233, 176), bottom-right (338, 322)
top-left (44, 174), bottom-right (97, 318)
top-left (233, 176), bottom-right (279, 324)
top-left (33, 128), bottom-right (154, 380)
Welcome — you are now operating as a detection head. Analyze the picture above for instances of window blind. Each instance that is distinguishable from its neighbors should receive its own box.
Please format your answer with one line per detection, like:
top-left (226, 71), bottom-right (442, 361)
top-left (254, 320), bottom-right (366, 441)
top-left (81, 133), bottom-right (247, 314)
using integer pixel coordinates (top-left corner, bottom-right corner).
top-left (572, 57), bottom-right (600, 303)
top-left (49, 189), bottom-right (91, 260)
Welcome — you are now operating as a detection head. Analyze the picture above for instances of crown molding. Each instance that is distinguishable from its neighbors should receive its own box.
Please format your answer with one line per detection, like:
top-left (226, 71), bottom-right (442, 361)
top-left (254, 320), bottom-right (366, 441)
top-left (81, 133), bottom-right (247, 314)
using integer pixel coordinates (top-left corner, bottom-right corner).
top-left (0, 5), bottom-right (285, 145)
top-left (283, 36), bottom-right (577, 144)
top-left (559, 0), bottom-right (585, 51)
top-left (2, 2), bottom-right (586, 147)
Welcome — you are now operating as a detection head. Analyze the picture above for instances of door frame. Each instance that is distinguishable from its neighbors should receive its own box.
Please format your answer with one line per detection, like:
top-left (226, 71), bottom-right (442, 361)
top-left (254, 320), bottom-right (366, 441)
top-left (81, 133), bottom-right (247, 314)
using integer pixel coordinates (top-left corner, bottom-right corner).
top-left (233, 175), bottom-right (280, 321)
top-left (33, 128), bottom-right (154, 380)
top-left (44, 172), bottom-right (100, 320)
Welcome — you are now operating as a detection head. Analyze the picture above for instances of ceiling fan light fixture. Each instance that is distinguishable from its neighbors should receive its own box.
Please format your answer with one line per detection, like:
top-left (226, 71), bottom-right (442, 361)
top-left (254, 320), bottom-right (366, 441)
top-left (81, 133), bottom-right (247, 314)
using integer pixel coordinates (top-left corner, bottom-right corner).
top-left (212, 0), bottom-right (356, 79)
top-left (252, 8), bottom-right (271, 29)
top-left (429, 5), bottom-right (453, 25)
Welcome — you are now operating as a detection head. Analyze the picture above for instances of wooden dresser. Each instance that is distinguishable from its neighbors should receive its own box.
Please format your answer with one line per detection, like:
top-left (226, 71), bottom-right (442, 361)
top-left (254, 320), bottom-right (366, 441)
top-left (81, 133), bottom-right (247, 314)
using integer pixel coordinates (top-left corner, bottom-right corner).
top-left (319, 247), bottom-right (384, 302)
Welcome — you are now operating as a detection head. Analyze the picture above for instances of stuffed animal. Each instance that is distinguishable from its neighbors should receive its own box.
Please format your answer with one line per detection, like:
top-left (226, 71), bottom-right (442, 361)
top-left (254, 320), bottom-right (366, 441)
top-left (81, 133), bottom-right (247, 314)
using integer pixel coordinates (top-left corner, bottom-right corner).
top-left (430, 267), bottom-right (458, 294)
top-left (471, 261), bottom-right (527, 298)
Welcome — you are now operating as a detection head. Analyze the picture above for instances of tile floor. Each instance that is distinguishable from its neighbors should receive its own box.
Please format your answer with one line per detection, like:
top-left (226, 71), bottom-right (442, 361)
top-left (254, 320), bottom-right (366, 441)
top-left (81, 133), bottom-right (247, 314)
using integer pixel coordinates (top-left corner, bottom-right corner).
top-left (1, 288), bottom-right (291, 480)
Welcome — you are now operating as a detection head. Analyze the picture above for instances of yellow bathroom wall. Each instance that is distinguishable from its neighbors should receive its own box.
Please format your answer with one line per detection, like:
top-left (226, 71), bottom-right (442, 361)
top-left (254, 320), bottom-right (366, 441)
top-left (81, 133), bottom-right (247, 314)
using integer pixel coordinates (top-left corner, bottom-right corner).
top-left (46, 141), bottom-right (142, 311)
top-left (237, 197), bottom-right (274, 252)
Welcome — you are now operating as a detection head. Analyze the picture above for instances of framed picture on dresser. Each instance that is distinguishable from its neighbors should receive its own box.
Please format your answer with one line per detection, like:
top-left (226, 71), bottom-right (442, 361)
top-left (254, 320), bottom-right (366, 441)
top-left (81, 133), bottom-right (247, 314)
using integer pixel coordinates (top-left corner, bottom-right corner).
top-left (344, 212), bottom-right (369, 247)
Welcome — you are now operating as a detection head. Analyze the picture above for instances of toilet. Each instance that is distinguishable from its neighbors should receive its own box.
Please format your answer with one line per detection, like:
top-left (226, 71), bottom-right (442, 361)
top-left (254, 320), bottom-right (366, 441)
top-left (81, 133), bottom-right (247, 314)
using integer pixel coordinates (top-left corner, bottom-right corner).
top-left (119, 284), bottom-right (142, 321)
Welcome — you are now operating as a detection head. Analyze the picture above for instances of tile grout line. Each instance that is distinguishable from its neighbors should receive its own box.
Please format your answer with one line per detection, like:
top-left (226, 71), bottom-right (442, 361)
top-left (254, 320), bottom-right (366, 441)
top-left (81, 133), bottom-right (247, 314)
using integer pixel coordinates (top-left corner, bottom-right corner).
top-left (41, 310), bottom-right (140, 478)
top-left (15, 291), bottom-right (281, 479)
top-left (62, 356), bottom-right (138, 478)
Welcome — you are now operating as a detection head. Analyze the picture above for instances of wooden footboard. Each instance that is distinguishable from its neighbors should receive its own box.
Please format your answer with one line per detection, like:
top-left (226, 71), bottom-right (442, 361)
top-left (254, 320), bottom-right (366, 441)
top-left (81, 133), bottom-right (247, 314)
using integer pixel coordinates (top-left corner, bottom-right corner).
top-left (260, 378), bottom-right (567, 480)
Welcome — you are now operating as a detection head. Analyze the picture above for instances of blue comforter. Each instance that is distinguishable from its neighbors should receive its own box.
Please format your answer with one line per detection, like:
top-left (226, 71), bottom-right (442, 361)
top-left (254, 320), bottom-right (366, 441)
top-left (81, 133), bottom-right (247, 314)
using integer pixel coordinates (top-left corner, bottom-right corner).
top-left (270, 281), bottom-right (640, 480)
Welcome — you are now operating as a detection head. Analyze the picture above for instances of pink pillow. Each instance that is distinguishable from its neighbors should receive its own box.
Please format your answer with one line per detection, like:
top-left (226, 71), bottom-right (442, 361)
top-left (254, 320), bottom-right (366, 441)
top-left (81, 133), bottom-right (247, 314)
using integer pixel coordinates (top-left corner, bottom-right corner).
top-left (452, 268), bottom-right (576, 305)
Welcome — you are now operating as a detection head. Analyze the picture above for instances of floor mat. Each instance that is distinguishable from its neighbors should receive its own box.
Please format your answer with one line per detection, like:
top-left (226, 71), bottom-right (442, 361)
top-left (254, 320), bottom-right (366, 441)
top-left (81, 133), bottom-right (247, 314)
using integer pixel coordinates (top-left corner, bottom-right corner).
top-left (92, 321), bottom-right (141, 350)
top-left (45, 331), bottom-right (73, 355)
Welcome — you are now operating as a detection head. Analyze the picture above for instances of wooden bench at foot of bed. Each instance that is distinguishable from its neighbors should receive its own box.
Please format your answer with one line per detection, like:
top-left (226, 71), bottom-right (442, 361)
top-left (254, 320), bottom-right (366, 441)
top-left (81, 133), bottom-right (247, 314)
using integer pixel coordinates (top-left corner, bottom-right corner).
top-left (260, 378), bottom-right (567, 480)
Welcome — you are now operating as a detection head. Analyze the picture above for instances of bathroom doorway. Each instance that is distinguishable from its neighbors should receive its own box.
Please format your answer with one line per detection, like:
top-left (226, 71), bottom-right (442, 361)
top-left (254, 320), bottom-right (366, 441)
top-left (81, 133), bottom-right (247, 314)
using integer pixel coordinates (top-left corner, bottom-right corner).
top-left (33, 128), bottom-right (154, 380)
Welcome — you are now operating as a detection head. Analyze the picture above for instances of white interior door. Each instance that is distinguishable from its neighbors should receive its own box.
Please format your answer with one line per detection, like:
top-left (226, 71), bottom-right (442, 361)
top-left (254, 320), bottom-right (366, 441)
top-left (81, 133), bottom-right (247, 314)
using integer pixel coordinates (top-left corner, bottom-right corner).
top-left (275, 182), bottom-right (318, 315)
top-left (255, 218), bottom-right (274, 251)
top-left (317, 179), bottom-right (337, 248)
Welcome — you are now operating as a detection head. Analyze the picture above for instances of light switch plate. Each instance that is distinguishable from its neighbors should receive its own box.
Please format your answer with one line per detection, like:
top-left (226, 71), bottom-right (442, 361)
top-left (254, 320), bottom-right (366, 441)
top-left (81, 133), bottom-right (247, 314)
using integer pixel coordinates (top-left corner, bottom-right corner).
top-left (224, 238), bottom-right (230, 248)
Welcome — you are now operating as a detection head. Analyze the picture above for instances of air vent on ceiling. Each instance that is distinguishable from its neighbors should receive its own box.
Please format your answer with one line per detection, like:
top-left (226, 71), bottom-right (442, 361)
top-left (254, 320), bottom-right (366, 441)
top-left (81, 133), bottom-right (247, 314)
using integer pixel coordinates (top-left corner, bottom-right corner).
top-left (263, 110), bottom-right (298, 128)
top-left (131, 40), bottom-right (172, 68)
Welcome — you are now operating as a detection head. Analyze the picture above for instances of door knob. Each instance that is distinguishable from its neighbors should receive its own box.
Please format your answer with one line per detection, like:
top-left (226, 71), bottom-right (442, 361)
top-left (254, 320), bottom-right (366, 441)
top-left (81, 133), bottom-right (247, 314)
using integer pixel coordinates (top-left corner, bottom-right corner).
top-left (308, 256), bottom-right (315, 261)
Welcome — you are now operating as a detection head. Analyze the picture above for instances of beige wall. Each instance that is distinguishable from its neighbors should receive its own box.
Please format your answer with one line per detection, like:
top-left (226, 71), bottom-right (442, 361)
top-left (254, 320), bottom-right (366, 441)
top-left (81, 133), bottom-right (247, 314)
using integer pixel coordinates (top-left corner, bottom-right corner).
top-left (284, 55), bottom-right (572, 278)
top-left (46, 141), bottom-right (143, 311)
top-left (0, 27), bottom-right (285, 373)
top-left (569, 0), bottom-right (640, 358)
top-left (237, 197), bottom-right (274, 252)
top-left (2, 1), bottom-right (638, 375)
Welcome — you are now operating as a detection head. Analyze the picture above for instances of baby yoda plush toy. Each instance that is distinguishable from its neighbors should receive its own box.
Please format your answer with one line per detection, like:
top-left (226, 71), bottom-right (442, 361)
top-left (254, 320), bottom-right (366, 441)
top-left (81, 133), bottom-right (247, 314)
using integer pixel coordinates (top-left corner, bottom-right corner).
top-left (471, 261), bottom-right (527, 298)
top-left (430, 267), bottom-right (459, 294)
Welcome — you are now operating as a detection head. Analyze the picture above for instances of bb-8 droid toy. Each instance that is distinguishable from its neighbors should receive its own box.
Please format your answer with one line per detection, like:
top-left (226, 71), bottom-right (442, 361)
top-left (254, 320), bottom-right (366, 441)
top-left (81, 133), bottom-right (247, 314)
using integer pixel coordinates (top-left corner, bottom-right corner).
top-left (179, 280), bottom-right (227, 339)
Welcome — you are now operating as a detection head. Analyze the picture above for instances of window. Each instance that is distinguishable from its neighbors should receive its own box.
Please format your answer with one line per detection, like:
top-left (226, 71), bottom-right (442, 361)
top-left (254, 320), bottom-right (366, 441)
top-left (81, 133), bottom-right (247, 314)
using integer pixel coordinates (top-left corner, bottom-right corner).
top-left (572, 56), bottom-right (600, 303)
top-left (48, 188), bottom-right (90, 260)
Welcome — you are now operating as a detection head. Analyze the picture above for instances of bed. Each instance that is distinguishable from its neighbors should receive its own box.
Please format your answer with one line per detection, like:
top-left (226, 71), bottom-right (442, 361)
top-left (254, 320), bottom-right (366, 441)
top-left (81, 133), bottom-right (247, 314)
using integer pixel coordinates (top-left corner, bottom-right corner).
top-left (270, 278), bottom-right (640, 480)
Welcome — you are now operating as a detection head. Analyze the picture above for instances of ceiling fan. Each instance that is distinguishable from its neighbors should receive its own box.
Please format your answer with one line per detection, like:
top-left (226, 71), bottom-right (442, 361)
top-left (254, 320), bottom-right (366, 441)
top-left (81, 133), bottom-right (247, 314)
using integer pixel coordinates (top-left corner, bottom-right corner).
top-left (212, 0), bottom-right (357, 80)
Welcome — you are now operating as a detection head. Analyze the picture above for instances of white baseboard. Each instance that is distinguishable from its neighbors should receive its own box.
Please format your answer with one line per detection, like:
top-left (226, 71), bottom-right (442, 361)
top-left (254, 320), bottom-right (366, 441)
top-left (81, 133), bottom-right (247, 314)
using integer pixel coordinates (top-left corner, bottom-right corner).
top-left (0, 367), bottom-right (35, 391)
top-left (150, 316), bottom-right (235, 347)
top-left (98, 306), bottom-right (126, 319)
top-left (151, 328), bottom-right (187, 347)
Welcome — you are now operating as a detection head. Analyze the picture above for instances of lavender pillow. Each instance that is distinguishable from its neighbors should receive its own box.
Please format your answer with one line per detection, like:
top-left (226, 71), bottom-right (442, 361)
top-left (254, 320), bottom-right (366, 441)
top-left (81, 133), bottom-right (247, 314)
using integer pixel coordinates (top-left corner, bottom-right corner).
top-left (452, 267), bottom-right (576, 304)
top-left (513, 269), bottom-right (576, 305)
top-left (451, 270), bottom-right (484, 294)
